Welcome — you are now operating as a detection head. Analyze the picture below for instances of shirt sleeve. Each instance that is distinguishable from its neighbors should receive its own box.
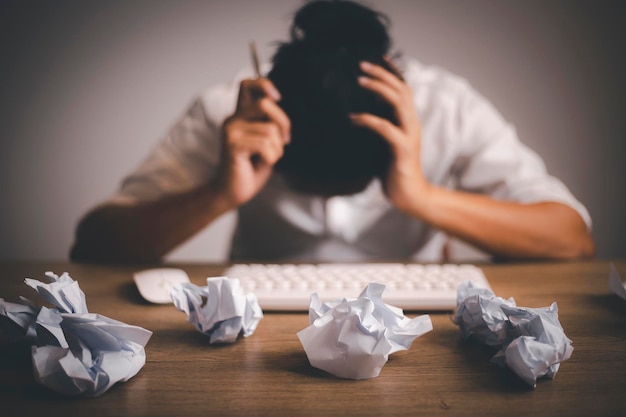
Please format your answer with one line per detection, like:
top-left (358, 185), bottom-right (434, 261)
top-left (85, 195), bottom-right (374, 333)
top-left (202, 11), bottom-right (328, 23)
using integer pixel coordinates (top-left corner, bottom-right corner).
top-left (111, 97), bottom-right (223, 204)
top-left (450, 83), bottom-right (592, 230)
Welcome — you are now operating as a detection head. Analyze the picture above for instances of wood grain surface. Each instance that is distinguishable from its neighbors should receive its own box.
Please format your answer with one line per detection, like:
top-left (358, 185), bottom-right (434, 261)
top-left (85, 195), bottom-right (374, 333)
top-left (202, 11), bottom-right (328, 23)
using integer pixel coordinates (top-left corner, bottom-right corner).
top-left (1, 260), bottom-right (625, 417)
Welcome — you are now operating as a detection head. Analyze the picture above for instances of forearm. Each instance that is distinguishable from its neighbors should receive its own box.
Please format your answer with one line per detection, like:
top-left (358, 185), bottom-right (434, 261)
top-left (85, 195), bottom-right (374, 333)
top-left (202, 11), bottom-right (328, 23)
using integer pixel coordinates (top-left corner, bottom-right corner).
top-left (70, 183), bottom-right (232, 263)
top-left (411, 186), bottom-right (595, 260)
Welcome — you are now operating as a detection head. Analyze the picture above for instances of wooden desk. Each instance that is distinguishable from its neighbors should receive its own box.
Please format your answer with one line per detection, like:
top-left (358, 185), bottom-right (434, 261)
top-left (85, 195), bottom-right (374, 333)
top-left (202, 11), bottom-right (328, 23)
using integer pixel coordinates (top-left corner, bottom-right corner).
top-left (1, 261), bottom-right (625, 417)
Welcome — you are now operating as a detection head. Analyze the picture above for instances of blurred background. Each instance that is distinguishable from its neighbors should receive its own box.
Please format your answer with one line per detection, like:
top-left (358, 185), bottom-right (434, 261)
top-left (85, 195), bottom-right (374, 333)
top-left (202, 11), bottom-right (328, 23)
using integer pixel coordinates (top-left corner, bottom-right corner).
top-left (1, 0), bottom-right (624, 262)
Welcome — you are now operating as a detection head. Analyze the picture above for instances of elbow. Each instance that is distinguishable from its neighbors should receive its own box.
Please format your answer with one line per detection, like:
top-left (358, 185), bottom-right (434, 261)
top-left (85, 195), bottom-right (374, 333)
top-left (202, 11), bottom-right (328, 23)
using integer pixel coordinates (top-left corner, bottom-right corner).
top-left (69, 215), bottom-right (121, 264)
top-left (69, 207), bottom-right (163, 265)
top-left (70, 231), bottom-right (163, 265)
top-left (570, 231), bottom-right (595, 259)
top-left (553, 227), bottom-right (595, 260)
top-left (549, 205), bottom-right (595, 260)
top-left (69, 214), bottom-right (105, 263)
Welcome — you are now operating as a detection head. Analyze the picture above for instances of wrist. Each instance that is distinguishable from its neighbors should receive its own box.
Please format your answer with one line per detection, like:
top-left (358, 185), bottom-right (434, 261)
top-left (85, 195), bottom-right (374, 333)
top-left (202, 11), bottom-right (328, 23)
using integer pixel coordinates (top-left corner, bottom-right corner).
top-left (388, 177), bottom-right (436, 220)
top-left (406, 181), bottom-right (438, 220)
top-left (203, 181), bottom-right (239, 215)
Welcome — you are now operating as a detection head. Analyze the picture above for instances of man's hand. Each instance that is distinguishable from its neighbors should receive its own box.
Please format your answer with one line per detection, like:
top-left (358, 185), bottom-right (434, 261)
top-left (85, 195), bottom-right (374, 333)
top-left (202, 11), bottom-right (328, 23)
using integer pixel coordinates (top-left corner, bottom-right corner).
top-left (350, 61), bottom-right (431, 216)
top-left (216, 78), bottom-right (291, 209)
top-left (350, 61), bottom-right (594, 260)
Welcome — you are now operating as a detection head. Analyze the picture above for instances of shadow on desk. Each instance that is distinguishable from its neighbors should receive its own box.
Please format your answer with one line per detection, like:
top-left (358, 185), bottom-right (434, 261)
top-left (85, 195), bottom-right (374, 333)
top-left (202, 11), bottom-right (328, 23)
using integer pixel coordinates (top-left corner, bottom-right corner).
top-left (117, 282), bottom-right (150, 305)
top-left (0, 342), bottom-right (64, 401)
top-left (267, 349), bottom-right (334, 379)
top-left (456, 338), bottom-right (531, 392)
top-left (426, 324), bottom-right (532, 392)
top-left (588, 294), bottom-right (626, 316)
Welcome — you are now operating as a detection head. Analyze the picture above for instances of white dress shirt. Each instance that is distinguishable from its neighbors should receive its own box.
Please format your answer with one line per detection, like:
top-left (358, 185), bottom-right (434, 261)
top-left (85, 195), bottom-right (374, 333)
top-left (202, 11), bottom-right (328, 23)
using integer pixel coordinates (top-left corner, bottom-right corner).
top-left (113, 59), bottom-right (592, 262)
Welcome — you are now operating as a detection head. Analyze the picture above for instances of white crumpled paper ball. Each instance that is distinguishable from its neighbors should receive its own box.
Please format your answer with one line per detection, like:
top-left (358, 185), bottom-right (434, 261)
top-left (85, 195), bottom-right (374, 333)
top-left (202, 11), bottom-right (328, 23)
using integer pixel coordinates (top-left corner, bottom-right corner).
top-left (297, 283), bottom-right (433, 379)
top-left (171, 276), bottom-right (263, 344)
top-left (1, 272), bottom-right (152, 397)
top-left (454, 281), bottom-right (573, 387)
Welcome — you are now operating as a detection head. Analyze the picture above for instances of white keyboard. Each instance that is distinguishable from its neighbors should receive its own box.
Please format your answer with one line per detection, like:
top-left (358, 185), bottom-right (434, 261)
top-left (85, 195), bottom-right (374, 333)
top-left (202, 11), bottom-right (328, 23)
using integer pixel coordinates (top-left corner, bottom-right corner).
top-left (223, 263), bottom-right (491, 311)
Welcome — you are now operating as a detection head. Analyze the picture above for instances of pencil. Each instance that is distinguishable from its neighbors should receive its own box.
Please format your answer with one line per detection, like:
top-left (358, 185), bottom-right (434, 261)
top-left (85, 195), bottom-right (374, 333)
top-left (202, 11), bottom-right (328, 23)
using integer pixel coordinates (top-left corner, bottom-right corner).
top-left (249, 41), bottom-right (262, 78)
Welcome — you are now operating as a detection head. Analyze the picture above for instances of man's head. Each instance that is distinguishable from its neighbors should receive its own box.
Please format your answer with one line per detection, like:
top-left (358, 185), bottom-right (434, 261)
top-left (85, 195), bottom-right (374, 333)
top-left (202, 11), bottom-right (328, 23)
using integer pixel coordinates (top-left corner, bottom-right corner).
top-left (268, 0), bottom-right (399, 196)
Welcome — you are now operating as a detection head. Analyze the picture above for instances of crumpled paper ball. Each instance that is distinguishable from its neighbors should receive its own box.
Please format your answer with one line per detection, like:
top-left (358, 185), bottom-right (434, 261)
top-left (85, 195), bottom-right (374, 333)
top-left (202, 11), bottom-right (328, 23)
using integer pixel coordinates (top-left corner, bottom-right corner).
top-left (170, 276), bottom-right (263, 343)
top-left (0, 272), bottom-right (152, 397)
top-left (25, 271), bottom-right (88, 314)
top-left (32, 307), bottom-right (153, 397)
top-left (297, 283), bottom-right (433, 380)
top-left (454, 283), bottom-right (517, 347)
top-left (0, 296), bottom-right (38, 342)
top-left (453, 281), bottom-right (573, 387)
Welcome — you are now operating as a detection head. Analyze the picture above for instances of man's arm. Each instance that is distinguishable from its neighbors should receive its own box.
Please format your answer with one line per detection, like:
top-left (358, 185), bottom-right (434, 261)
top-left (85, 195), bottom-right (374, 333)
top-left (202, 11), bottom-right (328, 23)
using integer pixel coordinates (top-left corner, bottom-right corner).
top-left (70, 183), bottom-right (231, 263)
top-left (351, 61), bottom-right (594, 260)
top-left (71, 78), bottom-right (290, 263)
top-left (408, 188), bottom-right (594, 259)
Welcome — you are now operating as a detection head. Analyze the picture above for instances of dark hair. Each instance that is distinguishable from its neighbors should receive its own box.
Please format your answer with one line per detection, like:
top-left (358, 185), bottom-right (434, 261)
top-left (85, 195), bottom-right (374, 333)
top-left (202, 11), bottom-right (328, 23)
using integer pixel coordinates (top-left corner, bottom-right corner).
top-left (268, 0), bottom-right (398, 196)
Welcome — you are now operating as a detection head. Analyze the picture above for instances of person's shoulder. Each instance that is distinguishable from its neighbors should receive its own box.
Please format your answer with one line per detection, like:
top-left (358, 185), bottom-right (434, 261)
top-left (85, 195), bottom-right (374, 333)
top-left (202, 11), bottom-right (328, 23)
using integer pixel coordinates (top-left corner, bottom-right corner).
top-left (404, 58), bottom-right (498, 122)
top-left (403, 58), bottom-right (474, 100)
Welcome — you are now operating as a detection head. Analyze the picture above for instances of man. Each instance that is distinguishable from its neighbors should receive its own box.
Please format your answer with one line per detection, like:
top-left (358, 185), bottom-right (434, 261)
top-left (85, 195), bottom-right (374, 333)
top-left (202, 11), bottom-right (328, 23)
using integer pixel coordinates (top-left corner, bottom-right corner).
top-left (70, 0), bottom-right (594, 263)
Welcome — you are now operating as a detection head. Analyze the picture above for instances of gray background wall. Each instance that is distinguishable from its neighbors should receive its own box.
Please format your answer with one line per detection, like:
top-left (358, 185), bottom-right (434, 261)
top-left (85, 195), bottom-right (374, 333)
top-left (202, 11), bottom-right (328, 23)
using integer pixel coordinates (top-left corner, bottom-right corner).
top-left (1, 0), bottom-right (624, 262)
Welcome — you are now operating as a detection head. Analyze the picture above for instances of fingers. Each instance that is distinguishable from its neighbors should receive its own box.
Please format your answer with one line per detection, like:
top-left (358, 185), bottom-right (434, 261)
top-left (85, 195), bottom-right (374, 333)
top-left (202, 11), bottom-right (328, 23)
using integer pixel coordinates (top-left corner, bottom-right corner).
top-left (258, 97), bottom-right (291, 144)
top-left (236, 78), bottom-right (280, 118)
top-left (358, 76), bottom-right (400, 112)
top-left (224, 120), bottom-right (285, 165)
top-left (237, 78), bottom-right (281, 111)
top-left (359, 61), bottom-right (405, 93)
top-left (223, 77), bottom-right (290, 172)
top-left (358, 60), bottom-right (417, 132)
top-left (350, 113), bottom-right (404, 150)
top-left (236, 78), bottom-right (290, 143)
top-left (383, 55), bottom-right (404, 80)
